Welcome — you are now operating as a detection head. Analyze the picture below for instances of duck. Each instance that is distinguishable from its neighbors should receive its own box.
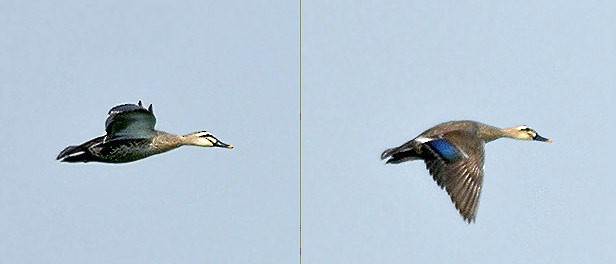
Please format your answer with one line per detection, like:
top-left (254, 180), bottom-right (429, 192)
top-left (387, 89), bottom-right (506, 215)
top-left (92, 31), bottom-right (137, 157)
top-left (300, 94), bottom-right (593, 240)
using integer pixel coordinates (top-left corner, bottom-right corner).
top-left (57, 101), bottom-right (233, 163)
top-left (381, 120), bottom-right (551, 223)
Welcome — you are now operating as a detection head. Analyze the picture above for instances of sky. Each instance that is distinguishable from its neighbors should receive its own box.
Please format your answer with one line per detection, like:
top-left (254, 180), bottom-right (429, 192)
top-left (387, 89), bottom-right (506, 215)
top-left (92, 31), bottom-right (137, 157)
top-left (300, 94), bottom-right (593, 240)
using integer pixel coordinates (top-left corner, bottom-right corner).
top-left (302, 1), bottom-right (615, 263)
top-left (0, 1), bottom-right (298, 263)
top-left (2, 1), bottom-right (616, 264)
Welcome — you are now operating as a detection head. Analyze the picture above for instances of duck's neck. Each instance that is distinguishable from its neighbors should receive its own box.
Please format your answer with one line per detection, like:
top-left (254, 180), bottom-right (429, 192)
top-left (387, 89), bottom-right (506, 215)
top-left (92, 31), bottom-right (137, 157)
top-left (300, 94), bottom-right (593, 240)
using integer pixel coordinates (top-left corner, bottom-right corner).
top-left (478, 124), bottom-right (506, 142)
top-left (152, 131), bottom-right (185, 148)
top-left (499, 127), bottom-right (526, 141)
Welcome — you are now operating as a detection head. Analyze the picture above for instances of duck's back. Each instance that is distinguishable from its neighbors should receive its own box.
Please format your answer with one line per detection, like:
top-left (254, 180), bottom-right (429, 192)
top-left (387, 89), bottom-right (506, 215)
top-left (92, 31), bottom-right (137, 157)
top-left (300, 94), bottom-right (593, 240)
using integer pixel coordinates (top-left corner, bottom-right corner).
top-left (417, 120), bottom-right (490, 139)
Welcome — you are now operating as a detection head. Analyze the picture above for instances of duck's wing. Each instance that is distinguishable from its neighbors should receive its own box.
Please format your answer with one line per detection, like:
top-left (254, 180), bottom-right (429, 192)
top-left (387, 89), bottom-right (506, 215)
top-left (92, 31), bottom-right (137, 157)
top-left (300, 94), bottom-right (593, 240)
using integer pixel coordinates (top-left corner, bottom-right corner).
top-left (104, 101), bottom-right (156, 142)
top-left (421, 130), bottom-right (485, 223)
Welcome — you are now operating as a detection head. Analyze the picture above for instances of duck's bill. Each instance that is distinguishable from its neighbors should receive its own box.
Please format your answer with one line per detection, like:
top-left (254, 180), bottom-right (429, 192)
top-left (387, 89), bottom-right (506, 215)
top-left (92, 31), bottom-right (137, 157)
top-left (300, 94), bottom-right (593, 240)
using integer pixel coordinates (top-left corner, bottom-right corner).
top-left (533, 134), bottom-right (552, 142)
top-left (214, 141), bottom-right (233, 149)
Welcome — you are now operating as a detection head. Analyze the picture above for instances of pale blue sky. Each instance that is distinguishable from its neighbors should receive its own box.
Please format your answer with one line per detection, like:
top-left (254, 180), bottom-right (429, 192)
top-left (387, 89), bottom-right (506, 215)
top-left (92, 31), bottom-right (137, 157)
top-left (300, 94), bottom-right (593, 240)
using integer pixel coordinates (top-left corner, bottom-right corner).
top-left (1, 1), bottom-right (298, 263)
top-left (303, 1), bottom-right (615, 263)
top-left (3, 0), bottom-right (616, 263)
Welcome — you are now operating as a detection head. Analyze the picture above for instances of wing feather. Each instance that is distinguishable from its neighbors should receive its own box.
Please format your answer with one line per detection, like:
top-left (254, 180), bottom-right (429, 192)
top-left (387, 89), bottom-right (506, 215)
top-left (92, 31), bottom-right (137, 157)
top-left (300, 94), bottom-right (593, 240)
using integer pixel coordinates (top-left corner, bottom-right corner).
top-left (422, 131), bottom-right (485, 223)
top-left (104, 101), bottom-right (157, 142)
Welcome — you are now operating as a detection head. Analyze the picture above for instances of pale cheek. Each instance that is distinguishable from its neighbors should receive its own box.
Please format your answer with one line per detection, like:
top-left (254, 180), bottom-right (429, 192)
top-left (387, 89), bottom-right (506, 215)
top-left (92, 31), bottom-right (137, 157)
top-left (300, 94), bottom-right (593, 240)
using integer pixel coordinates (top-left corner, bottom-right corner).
top-left (199, 139), bottom-right (213, 146)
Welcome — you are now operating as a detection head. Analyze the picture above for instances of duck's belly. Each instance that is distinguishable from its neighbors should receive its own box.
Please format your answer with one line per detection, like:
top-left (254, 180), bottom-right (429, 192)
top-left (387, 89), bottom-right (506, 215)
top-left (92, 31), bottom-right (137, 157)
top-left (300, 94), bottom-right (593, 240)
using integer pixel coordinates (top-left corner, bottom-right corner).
top-left (93, 141), bottom-right (169, 163)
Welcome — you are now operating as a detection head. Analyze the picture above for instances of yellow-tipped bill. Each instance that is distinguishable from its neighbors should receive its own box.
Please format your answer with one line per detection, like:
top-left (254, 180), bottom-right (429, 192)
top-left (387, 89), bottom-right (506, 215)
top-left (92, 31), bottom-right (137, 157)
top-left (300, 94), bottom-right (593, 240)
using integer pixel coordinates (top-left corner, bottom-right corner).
top-left (214, 140), bottom-right (233, 149)
top-left (533, 133), bottom-right (552, 143)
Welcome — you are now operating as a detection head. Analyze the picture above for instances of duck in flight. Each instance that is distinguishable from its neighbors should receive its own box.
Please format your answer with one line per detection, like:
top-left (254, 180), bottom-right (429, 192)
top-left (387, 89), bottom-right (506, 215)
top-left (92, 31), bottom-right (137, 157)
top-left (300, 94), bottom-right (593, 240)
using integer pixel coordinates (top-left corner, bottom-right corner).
top-left (381, 120), bottom-right (551, 223)
top-left (57, 101), bottom-right (232, 163)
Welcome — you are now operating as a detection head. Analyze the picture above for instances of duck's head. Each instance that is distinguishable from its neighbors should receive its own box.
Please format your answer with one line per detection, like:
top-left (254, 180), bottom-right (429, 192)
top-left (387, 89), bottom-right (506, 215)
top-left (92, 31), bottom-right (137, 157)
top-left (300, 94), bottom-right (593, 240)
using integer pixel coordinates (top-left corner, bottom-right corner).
top-left (184, 131), bottom-right (233, 148)
top-left (503, 125), bottom-right (552, 142)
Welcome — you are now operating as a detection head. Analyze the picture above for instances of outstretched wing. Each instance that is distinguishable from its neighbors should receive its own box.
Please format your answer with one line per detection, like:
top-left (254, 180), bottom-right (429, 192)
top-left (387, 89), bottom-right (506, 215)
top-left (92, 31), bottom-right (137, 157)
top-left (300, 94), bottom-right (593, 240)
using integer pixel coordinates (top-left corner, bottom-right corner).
top-left (422, 131), bottom-right (485, 223)
top-left (104, 101), bottom-right (156, 142)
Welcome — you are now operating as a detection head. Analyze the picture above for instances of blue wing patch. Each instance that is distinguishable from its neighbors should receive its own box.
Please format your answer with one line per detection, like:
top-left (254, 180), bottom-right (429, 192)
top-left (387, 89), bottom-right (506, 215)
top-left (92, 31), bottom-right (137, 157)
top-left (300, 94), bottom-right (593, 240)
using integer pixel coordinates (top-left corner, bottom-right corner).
top-left (426, 138), bottom-right (461, 161)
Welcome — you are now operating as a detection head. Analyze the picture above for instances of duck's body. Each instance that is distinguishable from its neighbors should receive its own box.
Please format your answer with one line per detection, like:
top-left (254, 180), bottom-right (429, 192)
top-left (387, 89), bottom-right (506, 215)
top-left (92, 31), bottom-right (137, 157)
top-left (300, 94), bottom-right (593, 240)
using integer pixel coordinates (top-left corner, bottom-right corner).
top-left (58, 132), bottom-right (183, 163)
top-left (57, 101), bottom-right (232, 163)
top-left (381, 120), bottom-right (551, 223)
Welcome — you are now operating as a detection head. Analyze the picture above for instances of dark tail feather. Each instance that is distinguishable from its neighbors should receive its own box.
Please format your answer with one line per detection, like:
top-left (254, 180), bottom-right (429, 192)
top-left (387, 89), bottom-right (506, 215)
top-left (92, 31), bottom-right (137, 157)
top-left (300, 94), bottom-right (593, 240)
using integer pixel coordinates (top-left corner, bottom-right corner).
top-left (381, 146), bottom-right (419, 164)
top-left (57, 145), bottom-right (80, 160)
top-left (381, 147), bottom-right (398, 160)
top-left (57, 136), bottom-right (104, 163)
top-left (57, 146), bottom-right (94, 162)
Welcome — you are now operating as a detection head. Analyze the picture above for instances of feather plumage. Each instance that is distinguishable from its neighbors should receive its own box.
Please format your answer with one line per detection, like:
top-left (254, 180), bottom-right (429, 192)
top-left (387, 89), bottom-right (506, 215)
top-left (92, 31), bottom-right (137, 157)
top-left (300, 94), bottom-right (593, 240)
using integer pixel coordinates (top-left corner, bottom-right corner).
top-left (382, 120), bottom-right (551, 223)
top-left (57, 101), bottom-right (232, 163)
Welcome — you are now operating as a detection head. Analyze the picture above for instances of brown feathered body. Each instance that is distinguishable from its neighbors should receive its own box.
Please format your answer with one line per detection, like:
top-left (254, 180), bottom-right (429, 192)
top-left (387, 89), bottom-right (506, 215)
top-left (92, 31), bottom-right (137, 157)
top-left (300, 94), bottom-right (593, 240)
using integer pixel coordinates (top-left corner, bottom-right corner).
top-left (381, 120), bottom-right (551, 223)
top-left (57, 101), bottom-right (232, 164)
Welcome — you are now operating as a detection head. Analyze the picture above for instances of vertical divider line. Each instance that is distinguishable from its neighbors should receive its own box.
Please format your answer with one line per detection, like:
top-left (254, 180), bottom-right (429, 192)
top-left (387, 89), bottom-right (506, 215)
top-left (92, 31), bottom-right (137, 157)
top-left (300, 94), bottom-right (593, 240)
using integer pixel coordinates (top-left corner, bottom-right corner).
top-left (299, 0), bottom-right (303, 262)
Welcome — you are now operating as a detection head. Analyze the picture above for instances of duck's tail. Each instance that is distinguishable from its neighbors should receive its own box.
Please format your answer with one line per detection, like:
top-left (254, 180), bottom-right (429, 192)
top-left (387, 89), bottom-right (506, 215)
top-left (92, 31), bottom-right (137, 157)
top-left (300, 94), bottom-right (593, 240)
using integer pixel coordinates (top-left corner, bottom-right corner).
top-left (381, 143), bottom-right (420, 164)
top-left (57, 136), bottom-right (104, 163)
